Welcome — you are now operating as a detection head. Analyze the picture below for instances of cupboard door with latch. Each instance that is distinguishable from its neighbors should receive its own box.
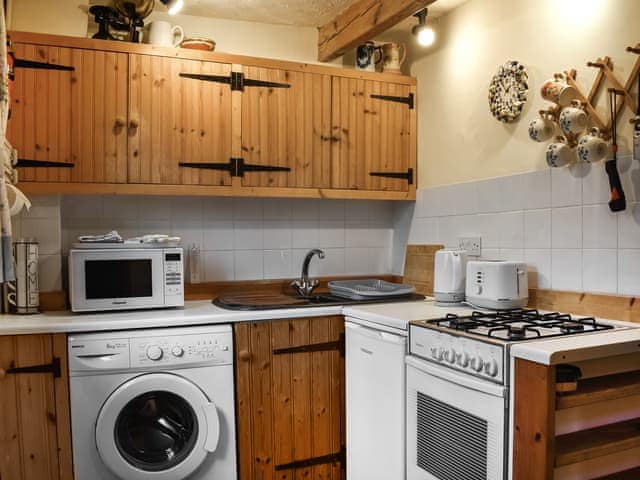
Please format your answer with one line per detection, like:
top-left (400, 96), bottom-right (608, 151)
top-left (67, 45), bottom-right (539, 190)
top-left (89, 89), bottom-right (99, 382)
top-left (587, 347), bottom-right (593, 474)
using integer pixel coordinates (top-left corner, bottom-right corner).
top-left (240, 66), bottom-right (332, 188)
top-left (128, 55), bottom-right (233, 186)
top-left (7, 43), bottom-right (128, 183)
top-left (0, 334), bottom-right (73, 480)
top-left (235, 317), bottom-right (345, 480)
top-left (331, 77), bottom-right (415, 192)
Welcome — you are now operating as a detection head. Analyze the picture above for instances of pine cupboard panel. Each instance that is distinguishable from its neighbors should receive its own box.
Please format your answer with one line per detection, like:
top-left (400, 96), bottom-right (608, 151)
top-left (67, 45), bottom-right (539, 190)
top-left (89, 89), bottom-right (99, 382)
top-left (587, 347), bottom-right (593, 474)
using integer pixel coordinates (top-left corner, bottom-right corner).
top-left (234, 317), bottom-right (345, 480)
top-left (0, 334), bottom-right (72, 480)
top-left (331, 77), bottom-right (414, 192)
top-left (127, 54), bottom-right (233, 186)
top-left (240, 66), bottom-right (332, 189)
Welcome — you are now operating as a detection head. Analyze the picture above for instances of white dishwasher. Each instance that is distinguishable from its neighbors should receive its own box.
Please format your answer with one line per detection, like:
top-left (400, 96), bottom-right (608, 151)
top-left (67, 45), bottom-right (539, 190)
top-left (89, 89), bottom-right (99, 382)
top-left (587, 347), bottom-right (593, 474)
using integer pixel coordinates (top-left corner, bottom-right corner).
top-left (345, 317), bottom-right (407, 480)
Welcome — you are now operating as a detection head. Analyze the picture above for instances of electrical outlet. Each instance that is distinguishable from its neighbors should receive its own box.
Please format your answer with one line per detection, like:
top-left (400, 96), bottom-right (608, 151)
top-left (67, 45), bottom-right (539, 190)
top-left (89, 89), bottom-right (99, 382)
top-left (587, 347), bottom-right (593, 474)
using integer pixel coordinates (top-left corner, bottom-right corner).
top-left (458, 237), bottom-right (482, 256)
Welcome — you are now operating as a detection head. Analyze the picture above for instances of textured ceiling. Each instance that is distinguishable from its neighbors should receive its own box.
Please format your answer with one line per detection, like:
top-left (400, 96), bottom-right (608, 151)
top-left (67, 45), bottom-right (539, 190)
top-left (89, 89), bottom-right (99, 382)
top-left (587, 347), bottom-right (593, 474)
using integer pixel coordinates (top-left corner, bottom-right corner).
top-left (178, 0), bottom-right (354, 27)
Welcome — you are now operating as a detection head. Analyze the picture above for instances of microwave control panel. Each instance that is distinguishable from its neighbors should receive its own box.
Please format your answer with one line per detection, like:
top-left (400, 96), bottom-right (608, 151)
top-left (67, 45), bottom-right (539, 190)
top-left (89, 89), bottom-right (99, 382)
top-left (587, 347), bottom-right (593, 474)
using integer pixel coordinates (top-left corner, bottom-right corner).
top-left (163, 249), bottom-right (184, 303)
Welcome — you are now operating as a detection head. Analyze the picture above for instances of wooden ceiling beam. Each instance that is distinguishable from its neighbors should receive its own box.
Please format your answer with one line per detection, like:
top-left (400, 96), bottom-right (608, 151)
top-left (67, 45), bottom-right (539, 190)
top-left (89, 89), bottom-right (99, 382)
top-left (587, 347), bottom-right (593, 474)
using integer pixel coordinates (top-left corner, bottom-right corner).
top-left (318, 0), bottom-right (437, 62)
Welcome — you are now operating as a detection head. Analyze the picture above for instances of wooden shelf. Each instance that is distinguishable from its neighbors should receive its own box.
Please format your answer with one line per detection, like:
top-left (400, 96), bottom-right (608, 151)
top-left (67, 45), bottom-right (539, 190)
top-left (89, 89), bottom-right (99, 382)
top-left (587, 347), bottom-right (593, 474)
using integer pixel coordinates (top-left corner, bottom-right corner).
top-left (593, 467), bottom-right (640, 479)
top-left (555, 418), bottom-right (640, 467)
top-left (556, 371), bottom-right (640, 410)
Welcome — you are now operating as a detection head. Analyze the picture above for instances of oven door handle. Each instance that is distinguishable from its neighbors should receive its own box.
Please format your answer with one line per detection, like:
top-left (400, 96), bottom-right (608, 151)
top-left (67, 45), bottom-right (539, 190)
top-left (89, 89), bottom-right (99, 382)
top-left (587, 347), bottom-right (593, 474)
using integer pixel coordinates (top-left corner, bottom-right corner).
top-left (406, 355), bottom-right (507, 398)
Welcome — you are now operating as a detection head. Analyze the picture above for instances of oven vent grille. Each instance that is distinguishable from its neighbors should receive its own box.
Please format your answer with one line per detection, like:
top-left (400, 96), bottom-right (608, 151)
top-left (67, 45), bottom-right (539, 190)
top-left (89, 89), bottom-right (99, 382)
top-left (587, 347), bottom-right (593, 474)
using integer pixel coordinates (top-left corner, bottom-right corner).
top-left (416, 392), bottom-right (488, 480)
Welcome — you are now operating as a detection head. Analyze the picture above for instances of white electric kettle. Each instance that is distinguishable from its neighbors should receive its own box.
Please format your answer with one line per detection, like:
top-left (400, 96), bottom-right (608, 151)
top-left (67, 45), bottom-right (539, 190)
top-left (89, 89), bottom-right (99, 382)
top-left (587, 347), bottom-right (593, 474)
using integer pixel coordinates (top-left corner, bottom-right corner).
top-left (433, 249), bottom-right (468, 304)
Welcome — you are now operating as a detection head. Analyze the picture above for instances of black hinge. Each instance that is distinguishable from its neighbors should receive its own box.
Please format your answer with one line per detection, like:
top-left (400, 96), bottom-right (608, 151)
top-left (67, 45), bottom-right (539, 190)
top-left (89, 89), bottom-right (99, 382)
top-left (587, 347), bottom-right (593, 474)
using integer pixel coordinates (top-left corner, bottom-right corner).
top-left (16, 159), bottom-right (75, 168)
top-left (273, 333), bottom-right (345, 356)
top-left (4, 357), bottom-right (61, 378)
top-left (369, 167), bottom-right (413, 185)
top-left (180, 71), bottom-right (290, 91)
top-left (14, 58), bottom-right (75, 72)
top-left (371, 92), bottom-right (414, 109)
top-left (179, 157), bottom-right (290, 177)
top-left (275, 446), bottom-right (345, 471)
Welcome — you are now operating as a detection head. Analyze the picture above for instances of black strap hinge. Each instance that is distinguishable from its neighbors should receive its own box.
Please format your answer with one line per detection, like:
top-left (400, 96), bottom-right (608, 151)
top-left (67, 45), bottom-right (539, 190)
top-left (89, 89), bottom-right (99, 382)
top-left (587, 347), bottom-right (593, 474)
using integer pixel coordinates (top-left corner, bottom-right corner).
top-left (273, 333), bottom-right (345, 356)
top-left (371, 92), bottom-right (414, 109)
top-left (275, 446), bottom-right (345, 471)
top-left (369, 167), bottom-right (413, 185)
top-left (180, 157), bottom-right (290, 177)
top-left (14, 58), bottom-right (75, 72)
top-left (5, 357), bottom-right (61, 378)
top-left (180, 71), bottom-right (290, 92)
top-left (16, 159), bottom-right (75, 168)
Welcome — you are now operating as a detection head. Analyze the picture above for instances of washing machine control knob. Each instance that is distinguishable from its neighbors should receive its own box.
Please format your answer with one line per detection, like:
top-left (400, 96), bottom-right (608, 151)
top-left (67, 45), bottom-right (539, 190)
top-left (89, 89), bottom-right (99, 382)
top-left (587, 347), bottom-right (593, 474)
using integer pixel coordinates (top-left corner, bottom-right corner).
top-left (171, 346), bottom-right (184, 357)
top-left (146, 345), bottom-right (163, 361)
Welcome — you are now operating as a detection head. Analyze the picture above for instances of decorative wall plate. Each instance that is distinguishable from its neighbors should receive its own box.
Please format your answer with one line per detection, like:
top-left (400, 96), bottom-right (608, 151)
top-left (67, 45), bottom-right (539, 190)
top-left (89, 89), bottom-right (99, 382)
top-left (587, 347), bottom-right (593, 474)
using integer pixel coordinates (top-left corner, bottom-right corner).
top-left (488, 60), bottom-right (528, 123)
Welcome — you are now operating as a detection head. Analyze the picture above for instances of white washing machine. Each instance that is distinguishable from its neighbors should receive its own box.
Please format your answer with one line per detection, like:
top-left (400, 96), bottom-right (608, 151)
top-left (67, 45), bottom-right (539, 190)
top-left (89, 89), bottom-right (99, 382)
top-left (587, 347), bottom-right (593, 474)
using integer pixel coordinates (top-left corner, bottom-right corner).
top-left (68, 324), bottom-right (237, 480)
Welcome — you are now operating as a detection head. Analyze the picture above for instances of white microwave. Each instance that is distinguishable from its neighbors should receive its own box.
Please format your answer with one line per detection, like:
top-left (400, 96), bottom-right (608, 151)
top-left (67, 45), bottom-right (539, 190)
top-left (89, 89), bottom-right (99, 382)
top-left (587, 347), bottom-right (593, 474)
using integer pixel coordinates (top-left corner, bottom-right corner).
top-left (69, 247), bottom-right (184, 312)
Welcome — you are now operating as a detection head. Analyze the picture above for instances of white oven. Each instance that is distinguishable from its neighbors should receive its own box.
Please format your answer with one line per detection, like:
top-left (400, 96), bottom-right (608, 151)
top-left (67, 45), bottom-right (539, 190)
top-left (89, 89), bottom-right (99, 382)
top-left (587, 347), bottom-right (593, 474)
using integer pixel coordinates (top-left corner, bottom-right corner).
top-left (406, 355), bottom-right (507, 480)
top-left (69, 247), bottom-right (184, 312)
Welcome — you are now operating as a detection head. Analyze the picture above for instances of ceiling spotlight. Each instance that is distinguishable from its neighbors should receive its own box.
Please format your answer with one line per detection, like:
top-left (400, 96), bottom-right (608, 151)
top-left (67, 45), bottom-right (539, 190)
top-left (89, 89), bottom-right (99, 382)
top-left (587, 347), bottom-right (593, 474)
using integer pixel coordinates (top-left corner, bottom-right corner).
top-left (412, 8), bottom-right (435, 47)
top-left (160, 0), bottom-right (184, 15)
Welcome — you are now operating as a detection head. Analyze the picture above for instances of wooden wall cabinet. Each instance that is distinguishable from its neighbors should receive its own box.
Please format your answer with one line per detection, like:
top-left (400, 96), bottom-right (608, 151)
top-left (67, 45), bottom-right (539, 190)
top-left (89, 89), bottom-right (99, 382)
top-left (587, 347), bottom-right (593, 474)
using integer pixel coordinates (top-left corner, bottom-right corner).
top-left (234, 316), bottom-right (345, 480)
top-left (9, 32), bottom-right (417, 200)
top-left (0, 334), bottom-right (72, 480)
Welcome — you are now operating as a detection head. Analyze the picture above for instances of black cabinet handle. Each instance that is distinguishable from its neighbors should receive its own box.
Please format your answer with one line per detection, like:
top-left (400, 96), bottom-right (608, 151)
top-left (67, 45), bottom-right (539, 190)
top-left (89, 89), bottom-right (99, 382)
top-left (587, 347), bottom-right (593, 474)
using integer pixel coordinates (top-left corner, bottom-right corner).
top-left (0, 357), bottom-right (61, 379)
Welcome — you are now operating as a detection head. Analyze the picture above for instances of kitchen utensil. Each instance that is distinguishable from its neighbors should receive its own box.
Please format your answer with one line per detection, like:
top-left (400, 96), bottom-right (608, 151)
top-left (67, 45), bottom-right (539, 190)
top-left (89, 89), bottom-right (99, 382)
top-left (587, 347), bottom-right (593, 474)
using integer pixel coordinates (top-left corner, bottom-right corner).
top-left (355, 42), bottom-right (381, 72)
top-left (9, 239), bottom-right (39, 314)
top-left (181, 38), bottom-right (216, 51)
top-left (541, 74), bottom-right (578, 106)
top-left (89, 6), bottom-right (127, 40)
top-left (328, 279), bottom-right (415, 300)
top-left (144, 20), bottom-right (184, 47)
top-left (577, 127), bottom-right (608, 163)
top-left (528, 116), bottom-right (555, 142)
top-left (381, 42), bottom-right (406, 74)
top-left (559, 102), bottom-right (588, 135)
top-left (114, 0), bottom-right (154, 42)
top-left (606, 88), bottom-right (626, 212)
top-left (433, 249), bottom-right (468, 304)
top-left (546, 136), bottom-right (575, 168)
top-left (634, 72), bottom-right (640, 162)
top-left (465, 260), bottom-right (528, 310)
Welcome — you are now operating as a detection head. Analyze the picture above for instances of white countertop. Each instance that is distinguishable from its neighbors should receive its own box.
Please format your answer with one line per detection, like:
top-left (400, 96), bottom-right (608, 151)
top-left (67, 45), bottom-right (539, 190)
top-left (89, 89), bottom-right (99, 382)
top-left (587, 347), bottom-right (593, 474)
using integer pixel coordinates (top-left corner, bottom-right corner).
top-left (0, 301), bottom-right (344, 335)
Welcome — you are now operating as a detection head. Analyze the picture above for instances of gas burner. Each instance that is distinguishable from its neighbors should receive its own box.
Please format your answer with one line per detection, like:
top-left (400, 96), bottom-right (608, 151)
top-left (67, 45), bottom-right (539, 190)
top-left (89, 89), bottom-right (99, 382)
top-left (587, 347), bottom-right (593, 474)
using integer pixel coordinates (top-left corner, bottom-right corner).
top-left (507, 326), bottom-right (527, 340)
top-left (447, 317), bottom-right (479, 330)
top-left (559, 322), bottom-right (585, 333)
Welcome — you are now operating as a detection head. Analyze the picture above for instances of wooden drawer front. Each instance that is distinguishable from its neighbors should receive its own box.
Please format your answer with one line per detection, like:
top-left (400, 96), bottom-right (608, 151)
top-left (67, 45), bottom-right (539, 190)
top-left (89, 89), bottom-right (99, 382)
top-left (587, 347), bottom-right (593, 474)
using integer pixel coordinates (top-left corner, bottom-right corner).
top-left (235, 317), bottom-right (345, 480)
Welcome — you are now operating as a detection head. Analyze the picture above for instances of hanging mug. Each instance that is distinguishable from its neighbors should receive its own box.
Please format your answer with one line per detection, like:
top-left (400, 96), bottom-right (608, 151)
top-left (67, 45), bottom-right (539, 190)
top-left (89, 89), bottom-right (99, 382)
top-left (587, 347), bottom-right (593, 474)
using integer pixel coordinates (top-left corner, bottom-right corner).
top-left (381, 42), bottom-right (407, 74)
top-left (144, 21), bottom-right (184, 47)
top-left (356, 42), bottom-right (381, 72)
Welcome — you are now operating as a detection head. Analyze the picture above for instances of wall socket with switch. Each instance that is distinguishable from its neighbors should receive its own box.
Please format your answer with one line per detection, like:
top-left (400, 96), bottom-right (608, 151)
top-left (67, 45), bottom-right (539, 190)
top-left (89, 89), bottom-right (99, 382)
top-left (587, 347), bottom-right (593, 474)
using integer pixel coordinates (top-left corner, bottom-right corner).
top-left (458, 237), bottom-right (481, 256)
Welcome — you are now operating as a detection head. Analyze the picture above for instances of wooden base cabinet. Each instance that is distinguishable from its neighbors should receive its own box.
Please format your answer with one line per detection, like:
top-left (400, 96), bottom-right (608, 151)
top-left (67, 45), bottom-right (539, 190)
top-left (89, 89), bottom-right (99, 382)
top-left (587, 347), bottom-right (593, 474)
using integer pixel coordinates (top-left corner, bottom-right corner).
top-left (0, 334), bottom-right (73, 480)
top-left (234, 317), bottom-right (345, 480)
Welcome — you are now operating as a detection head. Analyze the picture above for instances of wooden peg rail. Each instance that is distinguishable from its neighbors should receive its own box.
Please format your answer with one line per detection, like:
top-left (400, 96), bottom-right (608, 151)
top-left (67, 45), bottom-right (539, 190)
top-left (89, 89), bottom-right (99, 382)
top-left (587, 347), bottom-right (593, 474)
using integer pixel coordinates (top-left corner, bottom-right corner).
top-left (562, 43), bottom-right (640, 138)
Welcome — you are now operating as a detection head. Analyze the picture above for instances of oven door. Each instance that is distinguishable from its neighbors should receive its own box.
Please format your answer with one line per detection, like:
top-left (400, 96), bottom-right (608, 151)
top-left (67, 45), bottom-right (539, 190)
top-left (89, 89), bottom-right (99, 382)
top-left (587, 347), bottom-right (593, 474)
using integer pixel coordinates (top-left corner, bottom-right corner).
top-left (406, 355), bottom-right (507, 480)
top-left (70, 249), bottom-right (165, 312)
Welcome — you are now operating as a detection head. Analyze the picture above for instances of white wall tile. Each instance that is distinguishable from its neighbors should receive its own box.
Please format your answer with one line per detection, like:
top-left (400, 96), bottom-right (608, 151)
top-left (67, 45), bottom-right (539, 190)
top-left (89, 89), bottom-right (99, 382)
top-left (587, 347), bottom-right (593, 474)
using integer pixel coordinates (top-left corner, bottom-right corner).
top-left (369, 224), bottom-right (393, 248)
top-left (474, 214), bottom-right (502, 249)
top-left (318, 220), bottom-right (345, 248)
top-left (408, 217), bottom-right (439, 244)
top-left (293, 199), bottom-right (319, 220)
top-left (345, 221), bottom-right (370, 247)
top-left (618, 203), bottom-right (640, 248)
top-left (618, 249), bottom-right (640, 296)
top-left (263, 220), bottom-right (293, 249)
top-left (38, 254), bottom-right (62, 292)
top-left (521, 170), bottom-right (551, 210)
top-left (21, 218), bottom-right (61, 255)
top-left (202, 197), bottom-right (235, 221)
top-left (481, 248), bottom-right (500, 260)
top-left (583, 205), bottom-right (617, 249)
top-left (582, 249), bottom-right (617, 294)
top-left (551, 166), bottom-right (583, 207)
top-left (233, 198), bottom-right (264, 220)
top-left (415, 188), bottom-right (441, 218)
top-left (437, 216), bottom-right (459, 248)
top-left (551, 206), bottom-right (582, 249)
top-left (476, 177), bottom-right (505, 213)
top-left (524, 209), bottom-right (551, 249)
top-left (291, 249), bottom-right (320, 277)
top-left (345, 200), bottom-right (369, 220)
top-left (171, 222), bottom-right (204, 250)
top-left (203, 221), bottom-right (235, 251)
top-left (102, 195), bottom-right (140, 220)
top-left (203, 251), bottom-right (235, 282)
top-left (263, 250), bottom-right (293, 279)
top-left (369, 247), bottom-right (391, 274)
top-left (524, 249), bottom-right (551, 289)
top-left (582, 163), bottom-right (611, 205)
top-left (263, 198), bottom-right (293, 220)
top-left (498, 174), bottom-right (525, 211)
top-left (498, 211), bottom-right (524, 249)
top-left (234, 250), bottom-right (263, 280)
top-left (138, 196), bottom-right (173, 221)
top-left (292, 220), bottom-right (318, 248)
top-left (551, 249), bottom-right (582, 291)
top-left (619, 155), bottom-right (639, 203)
top-left (23, 195), bottom-right (60, 219)
top-left (62, 195), bottom-right (103, 219)
top-left (369, 201), bottom-right (394, 222)
top-left (498, 249), bottom-right (525, 262)
top-left (317, 199), bottom-right (345, 220)
top-left (233, 220), bottom-right (263, 250)
top-left (345, 247), bottom-right (370, 275)
top-left (317, 248), bottom-right (346, 276)
top-left (170, 197), bottom-right (202, 222)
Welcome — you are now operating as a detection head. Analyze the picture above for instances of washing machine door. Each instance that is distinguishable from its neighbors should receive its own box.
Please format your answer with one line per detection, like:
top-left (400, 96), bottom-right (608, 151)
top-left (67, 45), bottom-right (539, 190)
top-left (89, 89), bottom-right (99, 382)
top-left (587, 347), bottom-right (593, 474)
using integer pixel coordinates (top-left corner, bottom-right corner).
top-left (95, 372), bottom-right (220, 480)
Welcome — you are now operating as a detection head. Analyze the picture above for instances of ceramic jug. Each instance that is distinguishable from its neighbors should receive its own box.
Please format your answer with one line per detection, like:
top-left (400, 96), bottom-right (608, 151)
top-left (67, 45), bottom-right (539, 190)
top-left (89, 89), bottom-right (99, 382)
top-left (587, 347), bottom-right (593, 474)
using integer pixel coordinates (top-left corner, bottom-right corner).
top-left (381, 42), bottom-right (406, 74)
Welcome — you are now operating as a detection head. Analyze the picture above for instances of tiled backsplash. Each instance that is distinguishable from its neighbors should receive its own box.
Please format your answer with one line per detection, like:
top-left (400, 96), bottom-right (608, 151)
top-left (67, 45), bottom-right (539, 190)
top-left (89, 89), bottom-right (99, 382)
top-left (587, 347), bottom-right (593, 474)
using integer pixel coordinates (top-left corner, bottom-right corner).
top-left (59, 196), bottom-right (395, 284)
top-left (395, 155), bottom-right (640, 296)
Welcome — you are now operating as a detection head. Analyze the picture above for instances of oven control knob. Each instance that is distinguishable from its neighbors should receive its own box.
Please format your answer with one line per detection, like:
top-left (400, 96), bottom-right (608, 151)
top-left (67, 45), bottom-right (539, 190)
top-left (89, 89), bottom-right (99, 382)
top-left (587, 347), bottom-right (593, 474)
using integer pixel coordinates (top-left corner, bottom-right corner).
top-left (171, 346), bottom-right (184, 357)
top-left (457, 352), bottom-right (470, 368)
top-left (146, 345), bottom-right (163, 361)
top-left (446, 349), bottom-right (456, 364)
top-left (471, 357), bottom-right (484, 372)
top-left (432, 348), bottom-right (444, 361)
top-left (485, 359), bottom-right (499, 377)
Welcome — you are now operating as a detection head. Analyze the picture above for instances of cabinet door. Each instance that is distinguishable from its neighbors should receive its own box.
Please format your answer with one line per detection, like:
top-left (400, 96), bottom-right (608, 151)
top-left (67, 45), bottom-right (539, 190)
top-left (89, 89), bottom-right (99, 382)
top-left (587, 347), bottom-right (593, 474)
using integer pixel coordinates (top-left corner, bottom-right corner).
top-left (127, 55), bottom-right (233, 186)
top-left (235, 317), bottom-right (345, 480)
top-left (0, 334), bottom-right (72, 480)
top-left (240, 66), bottom-right (332, 188)
top-left (7, 43), bottom-right (128, 183)
top-left (331, 77), bottom-right (415, 192)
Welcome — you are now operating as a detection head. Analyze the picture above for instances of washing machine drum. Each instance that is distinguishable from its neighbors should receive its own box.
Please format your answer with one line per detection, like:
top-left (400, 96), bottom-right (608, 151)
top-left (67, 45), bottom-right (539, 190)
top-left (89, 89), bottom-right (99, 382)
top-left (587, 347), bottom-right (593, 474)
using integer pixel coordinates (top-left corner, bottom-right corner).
top-left (96, 373), bottom-right (220, 480)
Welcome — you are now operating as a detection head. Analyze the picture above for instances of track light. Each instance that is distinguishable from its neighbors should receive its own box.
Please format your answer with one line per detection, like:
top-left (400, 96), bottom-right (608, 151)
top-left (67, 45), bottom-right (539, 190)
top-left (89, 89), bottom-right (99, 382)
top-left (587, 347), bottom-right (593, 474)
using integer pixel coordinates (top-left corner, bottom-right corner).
top-left (160, 0), bottom-right (184, 15)
top-left (412, 8), bottom-right (435, 47)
